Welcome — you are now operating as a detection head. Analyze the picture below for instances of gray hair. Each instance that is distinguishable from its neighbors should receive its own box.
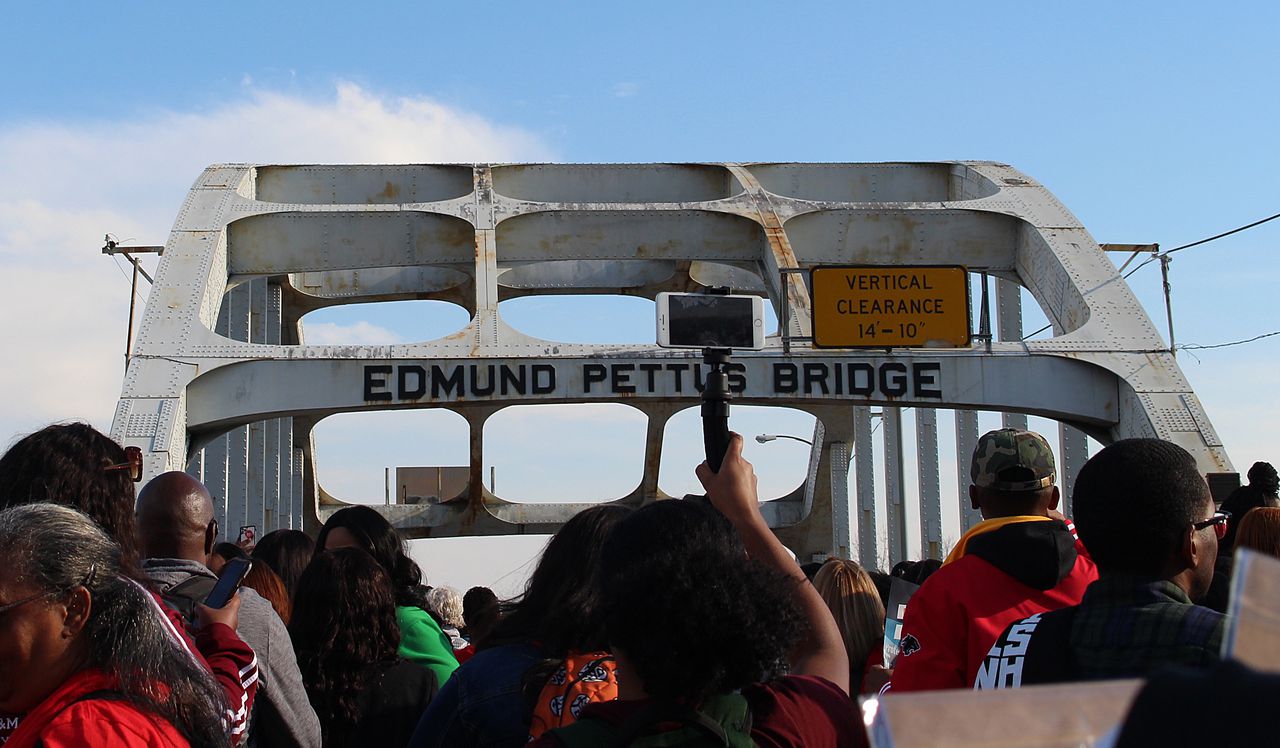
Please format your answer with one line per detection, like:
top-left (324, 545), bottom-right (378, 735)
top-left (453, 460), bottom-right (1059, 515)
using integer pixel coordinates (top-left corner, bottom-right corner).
top-left (426, 585), bottom-right (465, 628)
top-left (0, 503), bottom-right (229, 748)
top-left (0, 502), bottom-right (117, 600)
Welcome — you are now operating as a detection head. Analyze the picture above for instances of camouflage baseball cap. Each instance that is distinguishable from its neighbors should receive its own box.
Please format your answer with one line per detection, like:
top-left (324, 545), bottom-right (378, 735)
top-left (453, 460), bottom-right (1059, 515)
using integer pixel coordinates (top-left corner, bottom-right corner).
top-left (970, 428), bottom-right (1056, 491)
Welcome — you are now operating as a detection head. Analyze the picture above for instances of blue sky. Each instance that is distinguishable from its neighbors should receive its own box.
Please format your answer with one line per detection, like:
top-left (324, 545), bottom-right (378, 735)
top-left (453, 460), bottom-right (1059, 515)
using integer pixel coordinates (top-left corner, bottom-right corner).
top-left (2, 1), bottom-right (1278, 594)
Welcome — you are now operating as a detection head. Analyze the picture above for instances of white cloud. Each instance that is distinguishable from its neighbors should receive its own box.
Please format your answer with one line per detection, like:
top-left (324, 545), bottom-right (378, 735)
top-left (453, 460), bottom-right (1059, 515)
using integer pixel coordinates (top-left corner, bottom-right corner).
top-left (612, 82), bottom-right (640, 98)
top-left (0, 82), bottom-right (555, 443)
top-left (302, 320), bottom-right (406, 346)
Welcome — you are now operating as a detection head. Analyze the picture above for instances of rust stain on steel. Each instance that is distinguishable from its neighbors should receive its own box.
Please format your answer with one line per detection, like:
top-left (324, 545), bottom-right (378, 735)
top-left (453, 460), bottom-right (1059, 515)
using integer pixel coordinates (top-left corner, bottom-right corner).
top-left (376, 180), bottom-right (401, 202)
top-left (639, 412), bottom-right (666, 504)
top-left (463, 426), bottom-right (486, 527)
top-left (725, 166), bottom-right (812, 327)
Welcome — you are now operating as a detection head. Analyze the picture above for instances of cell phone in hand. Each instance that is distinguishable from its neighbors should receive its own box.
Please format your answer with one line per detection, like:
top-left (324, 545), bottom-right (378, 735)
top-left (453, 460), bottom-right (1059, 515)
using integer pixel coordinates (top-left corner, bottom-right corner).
top-left (204, 557), bottom-right (252, 609)
top-left (237, 525), bottom-right (257, 548)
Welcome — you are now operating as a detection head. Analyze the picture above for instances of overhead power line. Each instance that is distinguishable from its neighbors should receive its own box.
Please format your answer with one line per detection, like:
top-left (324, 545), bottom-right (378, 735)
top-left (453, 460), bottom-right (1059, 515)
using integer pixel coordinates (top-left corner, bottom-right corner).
top-left (1163, 211), bottom-right (1280, 256)
top-left (1023, 210), bottom-right (1280, 341)
top-left (1178, 330), bottom-right (1280, 351)
top-left (1120, 210), bottom-right (1280, 281)
top-left (1122, 256), bottom-right (1157, 280)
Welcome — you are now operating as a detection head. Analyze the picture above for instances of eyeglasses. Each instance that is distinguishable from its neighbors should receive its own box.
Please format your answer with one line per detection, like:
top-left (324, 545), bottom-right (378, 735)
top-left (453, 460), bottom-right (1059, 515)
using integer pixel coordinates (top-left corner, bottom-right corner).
top-left (1193, 510), bottom-right (1232, 540)
top-left (104, 445), bottom-right (143, 482)
top-left (0, 565), bottom-right (96, 618)
top-left (0, 589), bottom-right (55, 617)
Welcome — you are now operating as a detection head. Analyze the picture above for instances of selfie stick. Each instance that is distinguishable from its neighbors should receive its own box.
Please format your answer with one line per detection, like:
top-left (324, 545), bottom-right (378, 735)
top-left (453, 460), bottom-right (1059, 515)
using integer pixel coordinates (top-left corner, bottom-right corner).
top-left (701, 346), bottom-right (732, 473)
top-left (697, 285), bottom-right (736, 473)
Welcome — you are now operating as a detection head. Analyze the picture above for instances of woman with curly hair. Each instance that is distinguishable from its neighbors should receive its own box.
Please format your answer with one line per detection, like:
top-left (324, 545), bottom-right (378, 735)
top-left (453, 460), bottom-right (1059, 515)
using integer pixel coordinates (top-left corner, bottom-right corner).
top-left (0, 503), bottom-right (228, 748)
top-left (316, 505), bottom-right (459, 688)
top-left (0, 422), bottom-right (147, 570)
top-left (813, 558), bottom-right (886, 691)
top-left (530, 436), bottom-right (860, 747)
top-left (291, 548), bottom-right (437, 748)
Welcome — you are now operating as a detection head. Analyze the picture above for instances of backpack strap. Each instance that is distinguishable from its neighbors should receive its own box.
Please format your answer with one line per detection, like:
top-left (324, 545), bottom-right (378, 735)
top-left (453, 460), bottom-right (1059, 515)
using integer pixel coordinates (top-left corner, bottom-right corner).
top-left (548, 714), bottom-right (625, 748)
top-left (617, 702), bottom-right (731, 746)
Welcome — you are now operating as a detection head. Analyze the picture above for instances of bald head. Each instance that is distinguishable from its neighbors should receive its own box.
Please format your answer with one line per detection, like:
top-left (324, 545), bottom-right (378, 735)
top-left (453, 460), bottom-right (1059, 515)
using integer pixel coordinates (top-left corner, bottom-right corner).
top-left (136, 471), bottom-right (217, 561)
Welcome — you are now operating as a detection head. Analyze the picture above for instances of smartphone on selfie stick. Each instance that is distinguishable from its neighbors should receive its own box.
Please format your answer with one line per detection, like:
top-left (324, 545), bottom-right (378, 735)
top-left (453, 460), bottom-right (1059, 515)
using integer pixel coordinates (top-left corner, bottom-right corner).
top-left (655, 288), bottom-right (766, 474)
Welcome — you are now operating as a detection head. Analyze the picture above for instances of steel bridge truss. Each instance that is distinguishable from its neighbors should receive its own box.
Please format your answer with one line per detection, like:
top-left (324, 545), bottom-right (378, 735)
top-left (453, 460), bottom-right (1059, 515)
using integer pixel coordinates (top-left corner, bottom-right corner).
top-left (111, 162), bottom-right (1231, 565)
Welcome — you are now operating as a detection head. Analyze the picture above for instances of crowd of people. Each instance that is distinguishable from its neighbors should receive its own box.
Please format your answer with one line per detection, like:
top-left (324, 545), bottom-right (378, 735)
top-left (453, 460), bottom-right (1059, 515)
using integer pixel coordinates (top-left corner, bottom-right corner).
top-left (1, 420), bottom-right (1279, 747)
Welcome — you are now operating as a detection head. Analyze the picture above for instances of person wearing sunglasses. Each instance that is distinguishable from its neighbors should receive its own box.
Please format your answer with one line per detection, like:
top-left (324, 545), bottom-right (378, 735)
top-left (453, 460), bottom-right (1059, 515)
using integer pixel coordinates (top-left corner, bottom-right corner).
top-left (975, 438), bottom-right (1229, 688)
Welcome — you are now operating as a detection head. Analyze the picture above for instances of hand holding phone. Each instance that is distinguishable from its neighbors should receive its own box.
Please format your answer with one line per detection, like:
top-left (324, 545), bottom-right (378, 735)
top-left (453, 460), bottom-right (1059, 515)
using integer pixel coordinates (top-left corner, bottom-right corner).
top-left (196, 591), bottom-right (242, 631)
top-left (196, 557), bottom-right (250, 630)
top-left (205, 557), bottom-right (251, 609)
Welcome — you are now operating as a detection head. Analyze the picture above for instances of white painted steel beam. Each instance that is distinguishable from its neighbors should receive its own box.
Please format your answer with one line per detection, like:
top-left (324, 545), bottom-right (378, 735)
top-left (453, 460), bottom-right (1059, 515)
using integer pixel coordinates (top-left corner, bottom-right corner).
top-left (916, 408), bottom-right (943, 560)
top-left (997, 278), bottom-right (1029, 432)
top-left (883, 408), bottom-right (907, 562)
top-left (956, 409), bottom-right (983, 532)
top-left (853, 406), bottom-right (880, 568)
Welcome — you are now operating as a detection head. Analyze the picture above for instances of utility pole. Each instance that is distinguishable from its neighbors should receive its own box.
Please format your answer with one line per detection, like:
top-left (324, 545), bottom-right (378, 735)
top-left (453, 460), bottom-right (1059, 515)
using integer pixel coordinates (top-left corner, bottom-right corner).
top-left (1101, 243), bottom-right (1173, 356)
top-left (1159, 253), bottom-right (1176, 358)
top-left (101, 236), bottom-right (164, 372)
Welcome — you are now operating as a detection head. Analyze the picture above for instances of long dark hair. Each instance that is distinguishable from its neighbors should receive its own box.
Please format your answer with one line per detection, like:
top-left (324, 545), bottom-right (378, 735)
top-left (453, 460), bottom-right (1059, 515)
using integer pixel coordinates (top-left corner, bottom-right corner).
top-left (291, 548), bottom-right (402, 748)
top-left (0, 422), bottom-right (143, 573)
top-left (485, 504), bottom-right (632, 655)
top-left (0, 503), bottom-right (228, 747)
top-left (252, 528), bottom-right (314, 599)
top-left (315, 505), bottom-right (426, 609)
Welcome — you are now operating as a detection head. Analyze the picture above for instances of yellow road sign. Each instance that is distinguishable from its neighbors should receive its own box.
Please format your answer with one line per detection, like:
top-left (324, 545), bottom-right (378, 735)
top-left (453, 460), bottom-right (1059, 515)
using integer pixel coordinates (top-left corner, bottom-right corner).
top-left (810, 265), bottom-right (971, 348)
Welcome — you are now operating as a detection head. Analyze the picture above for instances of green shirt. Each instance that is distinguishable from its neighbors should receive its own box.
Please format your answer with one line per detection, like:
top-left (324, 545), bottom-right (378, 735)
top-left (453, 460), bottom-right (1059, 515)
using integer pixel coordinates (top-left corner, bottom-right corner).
top-left (396, 605), bottom-right (460, 688)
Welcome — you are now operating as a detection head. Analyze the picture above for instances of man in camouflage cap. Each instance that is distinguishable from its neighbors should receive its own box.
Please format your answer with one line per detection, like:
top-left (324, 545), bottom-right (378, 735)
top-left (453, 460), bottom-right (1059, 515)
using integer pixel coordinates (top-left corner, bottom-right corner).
top-left (890, 428), bottom-right (1097, 692)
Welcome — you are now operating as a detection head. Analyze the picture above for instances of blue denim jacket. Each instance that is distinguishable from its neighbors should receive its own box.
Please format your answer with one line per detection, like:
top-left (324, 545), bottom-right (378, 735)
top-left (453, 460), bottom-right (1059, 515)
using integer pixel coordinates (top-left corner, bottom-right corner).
top-left (408, 642), bottom-right (542, 748)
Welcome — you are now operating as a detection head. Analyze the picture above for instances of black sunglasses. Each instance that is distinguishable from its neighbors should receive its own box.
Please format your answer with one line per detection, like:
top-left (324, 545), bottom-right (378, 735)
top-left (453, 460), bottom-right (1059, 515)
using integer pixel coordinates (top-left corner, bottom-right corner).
top-left (1192, 510), bottom-right (1232, 540)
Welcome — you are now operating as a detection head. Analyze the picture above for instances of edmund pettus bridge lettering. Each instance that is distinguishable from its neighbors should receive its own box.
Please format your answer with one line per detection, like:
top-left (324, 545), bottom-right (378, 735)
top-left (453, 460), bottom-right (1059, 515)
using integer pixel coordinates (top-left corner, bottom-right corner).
top-left (362, 361), bottom-right (944, 402)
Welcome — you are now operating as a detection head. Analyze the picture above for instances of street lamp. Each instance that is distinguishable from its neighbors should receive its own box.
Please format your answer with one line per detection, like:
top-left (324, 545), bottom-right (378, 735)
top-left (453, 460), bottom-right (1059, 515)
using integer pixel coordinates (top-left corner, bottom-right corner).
top-left (755, 433), bottom-right (814, 446)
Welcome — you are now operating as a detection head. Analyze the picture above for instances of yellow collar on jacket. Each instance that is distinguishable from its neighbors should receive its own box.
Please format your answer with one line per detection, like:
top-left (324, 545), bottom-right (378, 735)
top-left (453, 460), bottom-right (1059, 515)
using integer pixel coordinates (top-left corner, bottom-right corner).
top-left (943, 515), bottom-right (1054, 565)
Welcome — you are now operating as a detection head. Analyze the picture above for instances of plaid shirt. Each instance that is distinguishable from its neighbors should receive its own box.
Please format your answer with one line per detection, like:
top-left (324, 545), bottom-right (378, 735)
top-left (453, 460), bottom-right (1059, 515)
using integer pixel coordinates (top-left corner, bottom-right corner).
top-left (1064, 576), bottom-right (1226, 679)
top-left (975, 576), bottom-right (1226, 688)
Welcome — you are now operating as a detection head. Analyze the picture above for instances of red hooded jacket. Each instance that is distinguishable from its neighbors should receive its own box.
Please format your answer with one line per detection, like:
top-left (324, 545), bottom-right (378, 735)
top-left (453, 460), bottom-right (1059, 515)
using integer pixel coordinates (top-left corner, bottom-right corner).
top-left (889, 517), bottom-right (1097, 692)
